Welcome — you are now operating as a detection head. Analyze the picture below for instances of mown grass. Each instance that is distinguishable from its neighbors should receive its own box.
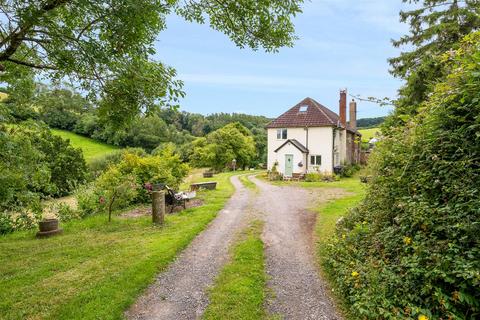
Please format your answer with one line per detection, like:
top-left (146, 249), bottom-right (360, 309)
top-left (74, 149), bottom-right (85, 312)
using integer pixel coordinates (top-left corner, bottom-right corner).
top-left (309, 175), bottom-right (366, 319)
top-left (238, 171), bottom-right (263, 191)
top-left (358, 127), bottom-right (380, 142)
top-left (203, 220), bottom-right (267, 320)
top-left (51, 129), bottom-right (119, 162)
top-left (310, 176), bottom-right (366, 245)
top-left (0, 172), bottom-right (238, 320)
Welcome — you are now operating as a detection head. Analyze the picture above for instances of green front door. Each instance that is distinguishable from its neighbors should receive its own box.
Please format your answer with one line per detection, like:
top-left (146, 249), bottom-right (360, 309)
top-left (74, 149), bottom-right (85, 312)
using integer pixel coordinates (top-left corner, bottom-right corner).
top-left (285, 154), bottom-right (293, 177)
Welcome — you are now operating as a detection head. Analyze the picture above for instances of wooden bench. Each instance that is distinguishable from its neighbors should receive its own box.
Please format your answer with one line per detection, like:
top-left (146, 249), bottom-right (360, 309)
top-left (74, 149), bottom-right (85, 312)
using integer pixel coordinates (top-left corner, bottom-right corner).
top-left (283, 173), bottom-right (305, 181)
top-left (190, 181), bottom-right (217, 191)
top-left (292, 173), bottom-right (305, 181)
top-left (203, 172), bottom-right (214, 178)
top-left (165, 186), bottom-right (196, 213)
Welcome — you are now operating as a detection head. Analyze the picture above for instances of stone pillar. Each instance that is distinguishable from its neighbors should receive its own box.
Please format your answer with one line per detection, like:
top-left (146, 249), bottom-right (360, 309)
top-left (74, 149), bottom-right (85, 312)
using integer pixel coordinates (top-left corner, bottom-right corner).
top-left (151, 191), bottom-right (165, 225)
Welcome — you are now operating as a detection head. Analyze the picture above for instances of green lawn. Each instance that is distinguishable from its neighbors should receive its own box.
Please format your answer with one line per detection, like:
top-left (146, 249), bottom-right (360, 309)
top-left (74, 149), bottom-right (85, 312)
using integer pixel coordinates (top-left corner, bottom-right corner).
top-left (238, 171), bottom-right (263, 191)
top-left (203, 220), bottom-right (267, 320)
top-left (51, 129), bottom-right (119, 162)
top-left (0, 172), bottom-right (238, 320)
top-left (358, 127), bottom-right (380, 142)
top-left (310, 176), bottom-right (366, 245)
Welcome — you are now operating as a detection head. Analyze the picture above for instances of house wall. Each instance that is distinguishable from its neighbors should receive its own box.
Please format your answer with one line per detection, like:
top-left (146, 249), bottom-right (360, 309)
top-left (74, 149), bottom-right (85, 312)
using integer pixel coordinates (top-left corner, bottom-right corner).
top-left (267, 127), bottom-right (334, 174)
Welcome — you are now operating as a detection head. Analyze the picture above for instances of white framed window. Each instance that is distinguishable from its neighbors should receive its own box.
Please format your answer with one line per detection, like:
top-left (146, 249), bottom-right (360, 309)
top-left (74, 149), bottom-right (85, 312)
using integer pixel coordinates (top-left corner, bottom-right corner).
top-left (310, 155), bottom-right (321, 166)
top-left (276, 128), bottom-right (287, 140)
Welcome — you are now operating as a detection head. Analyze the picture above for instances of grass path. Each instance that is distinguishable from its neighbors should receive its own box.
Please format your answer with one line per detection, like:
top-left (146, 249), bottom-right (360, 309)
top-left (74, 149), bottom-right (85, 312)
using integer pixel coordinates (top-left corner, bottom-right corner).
top-left (203, 220), bottom-right (267, 320)
top-left (51, 129), bottom-right (119, 162)
top-left (0, 172), bottom-right (238, 320)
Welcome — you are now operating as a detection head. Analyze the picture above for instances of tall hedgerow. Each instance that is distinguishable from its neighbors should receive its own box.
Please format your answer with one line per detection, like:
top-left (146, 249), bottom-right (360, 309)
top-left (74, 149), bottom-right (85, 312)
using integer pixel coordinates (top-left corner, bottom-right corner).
top-left (323, 33), bottom-right (480, 319)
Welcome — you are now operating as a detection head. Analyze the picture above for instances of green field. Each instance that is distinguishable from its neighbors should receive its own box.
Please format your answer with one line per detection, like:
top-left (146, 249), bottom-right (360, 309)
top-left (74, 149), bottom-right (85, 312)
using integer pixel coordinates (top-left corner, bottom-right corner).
top-left (0, 171), bottom-right (239, 320)
top-left (51, 129), bottom-right (119, 161)
top-left (358, 127), bottom-right (380, 142)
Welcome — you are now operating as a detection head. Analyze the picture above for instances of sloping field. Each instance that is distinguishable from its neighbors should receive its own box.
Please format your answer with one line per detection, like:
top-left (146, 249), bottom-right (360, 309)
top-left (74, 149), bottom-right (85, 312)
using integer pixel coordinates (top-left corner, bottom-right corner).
top-left (358, 127), bottom-right (380, 142)
top-left (51, 129), bottom-right (119, 162)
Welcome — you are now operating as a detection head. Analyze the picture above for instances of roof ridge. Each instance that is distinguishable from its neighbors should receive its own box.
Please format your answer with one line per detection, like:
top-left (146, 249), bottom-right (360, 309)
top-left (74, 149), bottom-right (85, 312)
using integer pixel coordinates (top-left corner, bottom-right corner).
top-left (310, 98), bottom-right (334, 124)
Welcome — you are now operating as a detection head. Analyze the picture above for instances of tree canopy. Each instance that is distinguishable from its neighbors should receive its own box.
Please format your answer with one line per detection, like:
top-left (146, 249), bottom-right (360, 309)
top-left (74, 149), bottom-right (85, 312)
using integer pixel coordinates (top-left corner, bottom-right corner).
top-left (389, 0), bottom-right (480, 121)
top-left (190, 122), bottom-right (256, 171)
top-left (0, 0), bottom-right (304, 124)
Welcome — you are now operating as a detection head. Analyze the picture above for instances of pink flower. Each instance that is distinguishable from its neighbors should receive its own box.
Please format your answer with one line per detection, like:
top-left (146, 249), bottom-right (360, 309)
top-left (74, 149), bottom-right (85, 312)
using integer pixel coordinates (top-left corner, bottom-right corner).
top-left (144, 182), bottom-right (153, 191)
top-left (99, 196), bottom-right (105, 204)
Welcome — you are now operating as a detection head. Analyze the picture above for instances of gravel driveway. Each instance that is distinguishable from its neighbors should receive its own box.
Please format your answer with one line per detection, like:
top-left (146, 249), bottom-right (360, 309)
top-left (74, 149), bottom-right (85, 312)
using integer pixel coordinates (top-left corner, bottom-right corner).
top-left (126, 174), bottom-right (344, 320)
top-left (250, 176), bottom-right (344, 320)
top-left (125, 175), bottom-right (252, 320)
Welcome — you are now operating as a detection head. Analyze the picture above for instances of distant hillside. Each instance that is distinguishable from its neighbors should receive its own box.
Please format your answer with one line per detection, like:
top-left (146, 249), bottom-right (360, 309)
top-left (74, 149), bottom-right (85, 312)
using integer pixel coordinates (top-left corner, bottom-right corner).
top-left (357, 116), bottom-right (386, 128)
top-left (51, 129), bottom-right (120, 162)
top-left (358, 127), bottom-right (381, 142)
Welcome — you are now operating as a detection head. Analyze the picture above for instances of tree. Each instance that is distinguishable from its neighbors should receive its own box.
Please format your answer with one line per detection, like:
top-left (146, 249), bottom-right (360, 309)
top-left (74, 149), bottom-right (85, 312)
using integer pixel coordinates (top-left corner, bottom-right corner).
top-left (191, 122), bottom-right (256, 171)
top-left (36, 85), bottom-right (91, 130)
top-left (0, 0), bottom-right (304, 124)
top-left (389, 0), bottom-right (480, 121)
top-left (95, 167), bottom-right (137, 222)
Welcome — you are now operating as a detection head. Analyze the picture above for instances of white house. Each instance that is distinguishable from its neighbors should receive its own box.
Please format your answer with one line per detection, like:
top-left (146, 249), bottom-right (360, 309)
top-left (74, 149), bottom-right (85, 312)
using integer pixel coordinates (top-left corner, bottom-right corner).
top-left (266, 90), bottom-right (361, 176)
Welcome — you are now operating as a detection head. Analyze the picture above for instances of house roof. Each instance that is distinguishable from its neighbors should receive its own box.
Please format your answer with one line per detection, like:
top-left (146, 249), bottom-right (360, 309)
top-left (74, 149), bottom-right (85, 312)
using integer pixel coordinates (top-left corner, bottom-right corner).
top-left (266, 97), bottom-right (341, 128)
top-left (274, 139), bottom-right (309, 154)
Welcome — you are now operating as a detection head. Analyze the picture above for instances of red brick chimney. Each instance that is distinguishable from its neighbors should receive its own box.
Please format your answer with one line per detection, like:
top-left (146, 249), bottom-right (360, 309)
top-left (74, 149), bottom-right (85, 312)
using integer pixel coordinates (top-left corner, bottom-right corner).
top-left (339, 89), bottom-right (347, 127)
top-left (349, 99), bottom-right (357, 129)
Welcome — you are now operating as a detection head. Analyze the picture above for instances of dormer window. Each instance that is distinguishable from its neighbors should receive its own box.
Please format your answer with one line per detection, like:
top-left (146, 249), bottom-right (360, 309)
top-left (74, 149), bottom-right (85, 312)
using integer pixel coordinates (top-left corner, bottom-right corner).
top-left (299, 105), bottom-right (308, 112)
top-left (276, 128), bottom-right (287, 140)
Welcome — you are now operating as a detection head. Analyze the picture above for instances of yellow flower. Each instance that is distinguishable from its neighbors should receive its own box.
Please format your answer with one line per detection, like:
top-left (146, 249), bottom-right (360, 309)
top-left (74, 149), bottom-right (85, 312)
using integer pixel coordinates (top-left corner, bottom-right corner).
top-left (351, 271), bottom-right (359, 277)
top-left (418, 315), bottom-right (429, 320)
top-left (403, 236), bottom-right (412, 245)
top-left (342, 234), bottom-right (346, 239)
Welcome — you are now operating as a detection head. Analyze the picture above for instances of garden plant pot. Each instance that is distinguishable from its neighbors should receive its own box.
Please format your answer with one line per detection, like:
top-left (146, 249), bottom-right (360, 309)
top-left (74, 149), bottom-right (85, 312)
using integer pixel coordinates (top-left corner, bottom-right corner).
top-left (36, 218), bottom-right (63, 238)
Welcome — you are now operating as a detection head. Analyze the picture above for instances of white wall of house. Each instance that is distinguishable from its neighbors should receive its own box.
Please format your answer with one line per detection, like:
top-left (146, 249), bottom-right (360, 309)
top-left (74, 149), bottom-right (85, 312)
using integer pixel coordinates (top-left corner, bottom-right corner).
top-left (267, 126), bottom-right (335, 174)
top-left (306, 127), bottom-right (334, 173)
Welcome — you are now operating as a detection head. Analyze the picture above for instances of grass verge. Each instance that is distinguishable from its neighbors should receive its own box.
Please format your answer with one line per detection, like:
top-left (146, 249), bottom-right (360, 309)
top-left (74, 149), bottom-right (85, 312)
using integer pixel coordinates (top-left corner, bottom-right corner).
top-left (51, 129), bottom-right (120, 162)
top-left (0, 172), bottom-right (238, 320)
top-left (203, 220), bottom-right (267, 320)
top-left (310, 176), bottom-right (366, 245)
top-left (312, 175), bottom-right (366, 318)
top-left (238, 172), bottom-right (263, 191)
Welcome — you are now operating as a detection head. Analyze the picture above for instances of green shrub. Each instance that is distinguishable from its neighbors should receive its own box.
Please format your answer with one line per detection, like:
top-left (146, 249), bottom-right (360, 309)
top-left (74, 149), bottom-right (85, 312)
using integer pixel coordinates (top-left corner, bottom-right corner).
top-left (0, 206), bottom-right (42, 235)
top-left (336, 164), bottom-right (360, 178)
top-left (76, 185), bottom-right (99, 217)
top-left (87, 147), bottom-right (146, 178)
top-left (116, 150), bottom-right (189, 203)
top-left (305, 172), bottom-right (322, 182)
top-left (55, 203), bottom-right (81, 222)
top-left (323, 33), bottom-right (480, 319)
top-left (305, 172), bottom-right (338, 182)
top-left (0, 122), bottom-right (87, 233)
top-left (95, 167), bottom-right (138, 221)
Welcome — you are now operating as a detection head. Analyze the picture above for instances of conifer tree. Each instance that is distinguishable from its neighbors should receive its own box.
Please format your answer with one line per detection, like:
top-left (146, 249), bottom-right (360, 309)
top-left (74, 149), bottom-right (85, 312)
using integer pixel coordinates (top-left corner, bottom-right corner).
top-left (389, 0), bottom-right (480, 120)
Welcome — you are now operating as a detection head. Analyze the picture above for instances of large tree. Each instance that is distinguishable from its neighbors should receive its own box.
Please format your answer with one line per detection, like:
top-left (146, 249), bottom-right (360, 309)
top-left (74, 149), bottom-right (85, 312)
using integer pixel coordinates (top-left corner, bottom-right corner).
top-left (190, 122), bottom-right (256, 171)
top-left (389, 0), bottom-right (480, 121)
top-left (0, 0), bottom-right (304, 124)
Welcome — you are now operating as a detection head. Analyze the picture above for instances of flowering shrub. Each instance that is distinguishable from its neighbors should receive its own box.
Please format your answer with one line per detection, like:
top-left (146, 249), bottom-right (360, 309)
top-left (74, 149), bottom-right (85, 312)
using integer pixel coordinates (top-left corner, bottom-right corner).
top-left (94, 167), bottom-right (137, 221)
top-left (323, 33), bottom-right (480, 319)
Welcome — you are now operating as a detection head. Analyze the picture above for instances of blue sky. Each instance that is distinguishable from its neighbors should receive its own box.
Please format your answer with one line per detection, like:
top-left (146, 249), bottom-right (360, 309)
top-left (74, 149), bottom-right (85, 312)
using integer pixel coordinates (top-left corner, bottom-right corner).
top-left (154, 1), bottom-right (409, 119)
